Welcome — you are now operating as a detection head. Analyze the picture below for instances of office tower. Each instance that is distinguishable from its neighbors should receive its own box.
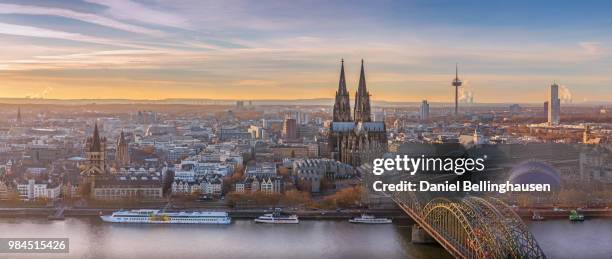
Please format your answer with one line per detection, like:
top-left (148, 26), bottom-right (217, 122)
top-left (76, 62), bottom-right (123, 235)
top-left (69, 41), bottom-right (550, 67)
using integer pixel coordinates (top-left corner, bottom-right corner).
top-left (543, 101), bottom-right (548, 117)
top-left (509, 104), bottom-right (521, 115)
top-left (282, 118), bottom-right (298, 140)
top-left (451, 63), bottom-right (462, 116)
top-left (17, 106), bottom-right (22, 124)
top-left (420, 100), bottom-right (430, 121)
top-left (548, 83), bottom-right (561, 125)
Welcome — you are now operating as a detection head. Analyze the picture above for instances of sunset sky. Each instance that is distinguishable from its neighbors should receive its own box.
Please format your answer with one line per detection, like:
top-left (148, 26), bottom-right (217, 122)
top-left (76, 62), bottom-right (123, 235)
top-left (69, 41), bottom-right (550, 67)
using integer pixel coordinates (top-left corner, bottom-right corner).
top-left (0, 0), bottom-right (611, 103)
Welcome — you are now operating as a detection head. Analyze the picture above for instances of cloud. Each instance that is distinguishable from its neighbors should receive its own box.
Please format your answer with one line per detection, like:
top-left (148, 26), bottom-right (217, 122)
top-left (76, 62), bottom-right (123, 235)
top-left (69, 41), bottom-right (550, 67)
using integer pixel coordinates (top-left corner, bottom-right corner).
top-left (0, 22), bottom-right (156, 49)
top-left (0, 3), bottom-right (165, 36)
top-left (84, 0), bottom-right (190, 29)
top-left (579, 41), bottom-right (602, 55)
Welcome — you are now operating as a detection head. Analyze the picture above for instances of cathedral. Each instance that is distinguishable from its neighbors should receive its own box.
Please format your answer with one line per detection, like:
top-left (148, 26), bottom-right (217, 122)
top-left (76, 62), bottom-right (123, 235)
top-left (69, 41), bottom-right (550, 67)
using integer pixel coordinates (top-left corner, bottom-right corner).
top-left (329, 59), bottom-right (387, 166)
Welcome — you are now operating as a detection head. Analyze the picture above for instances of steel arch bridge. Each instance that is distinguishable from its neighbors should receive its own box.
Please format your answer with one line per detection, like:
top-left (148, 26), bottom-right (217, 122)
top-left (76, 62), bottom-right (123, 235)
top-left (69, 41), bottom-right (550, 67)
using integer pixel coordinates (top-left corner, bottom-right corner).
top-left (391, 191), bottom-right (546, 259)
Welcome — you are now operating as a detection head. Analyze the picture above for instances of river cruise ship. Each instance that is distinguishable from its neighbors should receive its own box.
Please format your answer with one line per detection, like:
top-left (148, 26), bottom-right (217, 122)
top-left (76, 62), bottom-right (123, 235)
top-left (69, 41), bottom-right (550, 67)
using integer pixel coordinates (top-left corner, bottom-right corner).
top-left (100, 209), bottom-right (231, 224)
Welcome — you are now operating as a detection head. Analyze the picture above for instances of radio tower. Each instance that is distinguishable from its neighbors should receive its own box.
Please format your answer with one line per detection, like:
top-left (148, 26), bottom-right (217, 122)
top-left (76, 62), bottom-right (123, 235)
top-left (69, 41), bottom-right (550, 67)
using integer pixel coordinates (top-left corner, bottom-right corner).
top-left (451, 63), bottom-right (462, 116)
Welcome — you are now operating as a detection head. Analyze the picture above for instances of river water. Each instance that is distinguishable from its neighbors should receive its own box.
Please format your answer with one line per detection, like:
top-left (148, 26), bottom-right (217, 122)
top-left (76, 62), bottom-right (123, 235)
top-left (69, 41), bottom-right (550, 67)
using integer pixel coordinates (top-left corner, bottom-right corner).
top-left (0, 217), bottom-right (610, 259)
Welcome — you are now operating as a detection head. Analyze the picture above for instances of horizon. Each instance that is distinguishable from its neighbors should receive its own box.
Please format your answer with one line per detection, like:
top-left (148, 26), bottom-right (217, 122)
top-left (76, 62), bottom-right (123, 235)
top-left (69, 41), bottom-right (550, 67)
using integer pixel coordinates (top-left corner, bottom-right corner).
top-left (1, 1), bottom-right (612, 102)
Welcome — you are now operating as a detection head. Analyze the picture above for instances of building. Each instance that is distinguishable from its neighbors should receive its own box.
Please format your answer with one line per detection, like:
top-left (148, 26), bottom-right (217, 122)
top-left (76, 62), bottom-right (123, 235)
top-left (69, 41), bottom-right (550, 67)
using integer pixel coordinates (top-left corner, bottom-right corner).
top-left (81, 123), bottom-right (107, 176)
top-left (81, 123), bottom-right (163, 200)
top-left (451, 64), bottom-right (462, 116)
top-left (16, 179), bottom-right (62, 201)
top-left (293, 159), bottom-right (355, 192)
top-left (235, 176), bottom-right (283, 194)
top-left (245, 163), bottom-right (277, 178)
top-left (548, 82), bottom-right (561, 125)
top-left (329, 59), bottom-right (387, 166)
top-left (115, 131), bottom-right (130, 167)
top-left (92, 176), bottom-right (163, 200)
top-left (420, 100), bottom-right (430, 121)
top-left (282, 118), bottom-right (298, 142)
top-left (0, 180), bottom-right (11, 200)
top-left (270, 145), bottom-right (310, 160)
top-left (509, 104), bottom-right (521, 115)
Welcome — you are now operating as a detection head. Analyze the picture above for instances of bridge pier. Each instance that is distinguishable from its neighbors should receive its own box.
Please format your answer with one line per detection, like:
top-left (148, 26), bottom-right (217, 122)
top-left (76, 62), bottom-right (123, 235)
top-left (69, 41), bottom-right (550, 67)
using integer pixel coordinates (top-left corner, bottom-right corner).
top-left (411, 225), bottom-right (435, 244)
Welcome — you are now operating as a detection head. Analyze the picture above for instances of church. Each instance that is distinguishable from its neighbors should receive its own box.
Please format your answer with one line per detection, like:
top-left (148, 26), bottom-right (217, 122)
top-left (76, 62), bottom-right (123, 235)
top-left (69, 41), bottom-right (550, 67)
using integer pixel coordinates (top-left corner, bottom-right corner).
top-left (329, 59), bottom-right (387, 166)
top-left (80, 123), bottom-right (162, 200)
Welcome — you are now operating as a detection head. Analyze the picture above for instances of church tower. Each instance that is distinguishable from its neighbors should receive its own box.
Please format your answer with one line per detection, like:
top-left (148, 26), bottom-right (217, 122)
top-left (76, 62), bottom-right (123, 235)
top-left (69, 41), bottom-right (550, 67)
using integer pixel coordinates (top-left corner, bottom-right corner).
top-left (115, 131), bottom-right (130, 167)
top-left (353, 59), bottom-right (372, 122)
top-left (82, 122), bottom-right (107, 176)
top-left (332, 59), bottom-right (351, 122)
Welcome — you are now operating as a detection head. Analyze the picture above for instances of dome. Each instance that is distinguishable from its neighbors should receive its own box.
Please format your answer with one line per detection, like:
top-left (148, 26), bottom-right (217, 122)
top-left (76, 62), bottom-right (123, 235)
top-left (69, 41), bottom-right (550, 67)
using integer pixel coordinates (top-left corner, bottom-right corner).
top-left (508, 161), bottom-right (561, 189)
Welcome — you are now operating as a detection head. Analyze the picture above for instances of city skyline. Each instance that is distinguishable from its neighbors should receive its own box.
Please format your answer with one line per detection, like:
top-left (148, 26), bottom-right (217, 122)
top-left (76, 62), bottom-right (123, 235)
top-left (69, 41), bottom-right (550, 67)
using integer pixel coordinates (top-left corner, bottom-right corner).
top-left (0, 1), bottom-right (612, 102)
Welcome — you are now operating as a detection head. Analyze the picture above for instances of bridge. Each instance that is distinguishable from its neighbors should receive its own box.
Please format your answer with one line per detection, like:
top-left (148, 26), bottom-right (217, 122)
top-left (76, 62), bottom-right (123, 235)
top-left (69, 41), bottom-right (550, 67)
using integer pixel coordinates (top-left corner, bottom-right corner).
top-left (391, 191), bottom-right (546, 259)
top-left (361, 162), bottom-right (547, 259)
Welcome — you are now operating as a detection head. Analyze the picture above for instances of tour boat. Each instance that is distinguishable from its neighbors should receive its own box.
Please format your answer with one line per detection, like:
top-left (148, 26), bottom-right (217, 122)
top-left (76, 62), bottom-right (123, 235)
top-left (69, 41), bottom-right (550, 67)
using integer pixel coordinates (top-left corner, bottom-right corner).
top-left (100, 209), bottom-right (231, 224)
top-left (254, 209), bottom-right (299, 224)
top-left (349, 214), bottom-right (392, 224)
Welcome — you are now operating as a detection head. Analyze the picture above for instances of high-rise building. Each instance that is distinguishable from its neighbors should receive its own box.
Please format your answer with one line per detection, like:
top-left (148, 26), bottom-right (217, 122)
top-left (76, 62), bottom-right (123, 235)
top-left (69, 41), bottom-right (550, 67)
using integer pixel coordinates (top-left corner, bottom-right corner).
top-left (282, 118), bottom-right (298, 141)
top-left (543, 101), bottom-right (549, 117)
top-left (548, 83), bottom-right (561, 125)
top-left (329, 59), bottom-right (387, 166)
top-left (115, 131), bottom-right (130, 167)
top-left (420, 100), bottom-right (430, 121)
top-left (451, 64), bottom-right (462, 116)
top-left (509, 104), bottom-right (521, 115)
top-left (17, 106), bottom-right (22, 124)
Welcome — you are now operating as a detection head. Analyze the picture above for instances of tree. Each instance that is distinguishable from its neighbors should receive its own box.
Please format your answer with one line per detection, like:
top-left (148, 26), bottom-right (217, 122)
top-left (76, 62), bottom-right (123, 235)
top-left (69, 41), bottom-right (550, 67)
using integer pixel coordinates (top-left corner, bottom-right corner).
top-left (281, 190), bottom-right (312, 206)
top-left (318, 186), bottom-right (362, 209)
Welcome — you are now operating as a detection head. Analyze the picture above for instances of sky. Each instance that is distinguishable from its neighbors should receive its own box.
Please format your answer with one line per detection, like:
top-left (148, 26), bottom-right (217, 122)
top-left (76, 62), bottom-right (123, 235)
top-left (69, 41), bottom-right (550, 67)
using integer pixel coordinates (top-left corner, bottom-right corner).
top-left (0, 0), bottom-right (611, 103)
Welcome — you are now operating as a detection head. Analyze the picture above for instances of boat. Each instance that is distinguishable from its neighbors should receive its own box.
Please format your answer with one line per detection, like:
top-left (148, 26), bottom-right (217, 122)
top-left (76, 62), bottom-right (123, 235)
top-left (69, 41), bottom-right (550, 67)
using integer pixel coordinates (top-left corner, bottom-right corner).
top-left (254, 209), bottom-right (299, 224)
top-left (349, 214), bottom-right (392, 224)
top-left (100, 209), bottom-right (231, 224)
top-left (531, 211), bottom-right (545, 221)
top-left (569, 210), bottom-right (584, 222)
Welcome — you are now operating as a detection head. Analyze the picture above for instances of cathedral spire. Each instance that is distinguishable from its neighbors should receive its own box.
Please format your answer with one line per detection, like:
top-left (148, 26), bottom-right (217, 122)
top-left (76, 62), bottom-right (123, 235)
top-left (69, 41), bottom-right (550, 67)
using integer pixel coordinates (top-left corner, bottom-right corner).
top-left (339, 58), bottom-right (347, 94)
top-left (91, 122), bottom-right (101, 152)
top-left (354, 59), bottom-right (371, 122)
top-left (333, 59), bottom-right (351, 122)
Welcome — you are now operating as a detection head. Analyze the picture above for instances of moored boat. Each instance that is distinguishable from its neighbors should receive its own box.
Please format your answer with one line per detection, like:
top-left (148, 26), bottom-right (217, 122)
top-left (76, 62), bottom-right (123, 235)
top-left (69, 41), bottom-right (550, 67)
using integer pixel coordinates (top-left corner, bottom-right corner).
top-left (349, 214), bottom-right (392, 224)
top-left (100, 209), bottom-right (231, 224)
top-left (569, 210), bottom-right (584, 222)
top-left (254, 209), bottom-right (299, 224)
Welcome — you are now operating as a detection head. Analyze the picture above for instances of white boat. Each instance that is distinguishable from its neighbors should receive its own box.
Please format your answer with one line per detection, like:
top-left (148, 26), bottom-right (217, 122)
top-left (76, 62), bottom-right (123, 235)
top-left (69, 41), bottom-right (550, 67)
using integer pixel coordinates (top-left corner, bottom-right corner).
top-left (100, 209), bottom-right (231, 224)
top-left (254, 209), bottom-right (299, 224)
top-left (349, 214), bottom-right (392, 224)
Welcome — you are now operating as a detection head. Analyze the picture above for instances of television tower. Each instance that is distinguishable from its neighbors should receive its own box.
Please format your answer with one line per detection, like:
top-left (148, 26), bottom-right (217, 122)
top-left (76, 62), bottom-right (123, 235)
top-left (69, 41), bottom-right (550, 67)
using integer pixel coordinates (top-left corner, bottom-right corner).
top-left (451, 63), bottom-right (462, 116)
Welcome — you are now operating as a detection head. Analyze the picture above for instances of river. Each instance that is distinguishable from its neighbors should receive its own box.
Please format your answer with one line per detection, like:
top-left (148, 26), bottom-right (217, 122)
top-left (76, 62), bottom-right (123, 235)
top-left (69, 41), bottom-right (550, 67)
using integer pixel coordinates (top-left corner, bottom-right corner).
top-left (0, 217), bottom-right (610, 259)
